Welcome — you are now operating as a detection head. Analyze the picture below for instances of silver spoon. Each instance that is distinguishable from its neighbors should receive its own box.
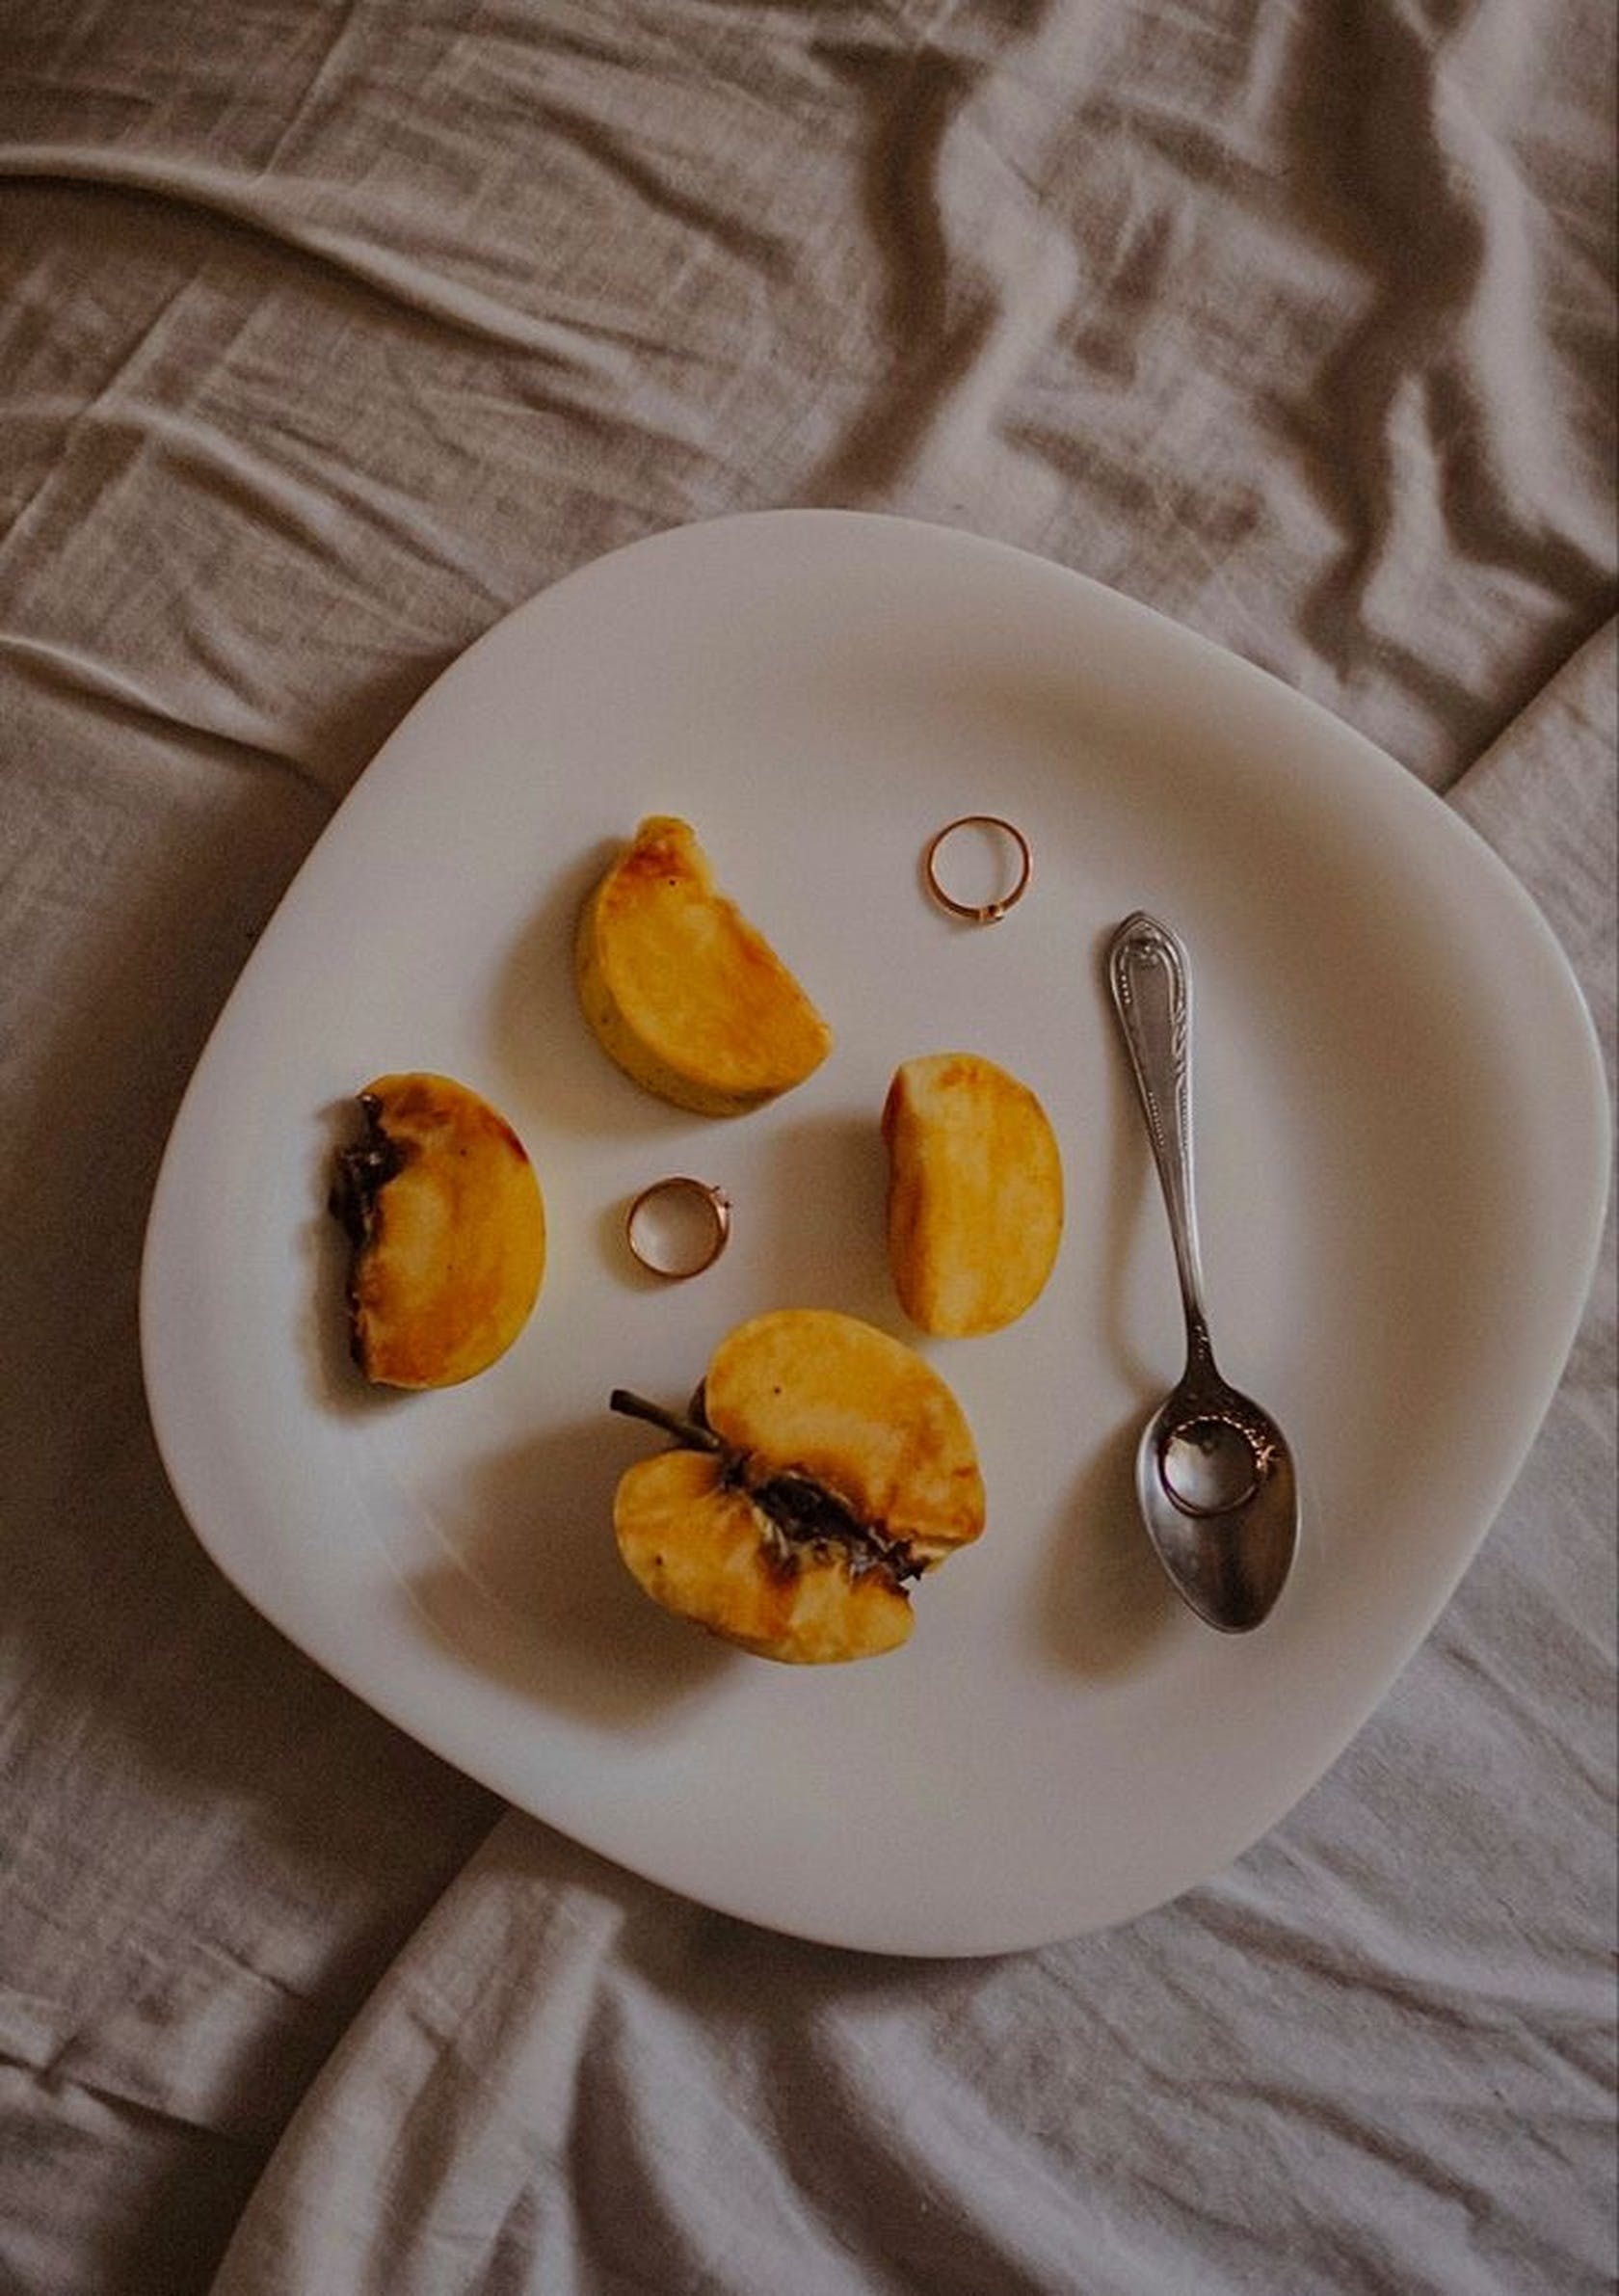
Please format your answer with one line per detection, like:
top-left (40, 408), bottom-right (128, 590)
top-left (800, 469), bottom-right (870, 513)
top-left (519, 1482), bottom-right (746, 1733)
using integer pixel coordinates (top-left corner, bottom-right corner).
top-left (1106, 913), bottom-right (1299, 1632)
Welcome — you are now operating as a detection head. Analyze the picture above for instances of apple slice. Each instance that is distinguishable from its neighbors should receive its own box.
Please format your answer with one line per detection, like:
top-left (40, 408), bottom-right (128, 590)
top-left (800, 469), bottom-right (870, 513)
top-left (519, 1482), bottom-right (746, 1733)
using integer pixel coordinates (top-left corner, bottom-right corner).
top-left (330, 1073), bottom-right (545, 1388)
top-left (883, 1052), bottom-right (1064, 1336)
top-left (575, 815), bottom-right (833, 1115)
top-left (610, 1309), bottom-right (985, 1664)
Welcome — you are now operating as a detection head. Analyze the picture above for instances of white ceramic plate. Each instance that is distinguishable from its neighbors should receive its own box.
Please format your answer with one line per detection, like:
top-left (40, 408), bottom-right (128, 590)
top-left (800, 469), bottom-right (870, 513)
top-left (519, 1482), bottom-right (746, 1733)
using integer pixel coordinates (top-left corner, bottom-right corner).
top-left (141, 512), bottom-right (1609, 1957)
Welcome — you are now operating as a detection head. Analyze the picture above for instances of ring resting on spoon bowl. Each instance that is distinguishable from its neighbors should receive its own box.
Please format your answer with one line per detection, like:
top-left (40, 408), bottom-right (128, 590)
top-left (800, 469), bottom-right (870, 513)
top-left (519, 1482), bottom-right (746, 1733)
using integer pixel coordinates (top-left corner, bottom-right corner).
top-left (1156, 1413), bottom-right (1278, 1518)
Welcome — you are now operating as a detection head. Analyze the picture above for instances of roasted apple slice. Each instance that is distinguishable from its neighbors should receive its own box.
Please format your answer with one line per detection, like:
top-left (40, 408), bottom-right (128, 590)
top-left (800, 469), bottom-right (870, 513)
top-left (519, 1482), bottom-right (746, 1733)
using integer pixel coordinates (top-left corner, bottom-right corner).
top-left (883, 1052), bottom-right (1063, 1336)
top-left (575, 815), bottom-right (833, 1115)
top-left (331, 1072), bottom-right (545, 1388)
top-left (610, 1308), bottom-right (985, 1663)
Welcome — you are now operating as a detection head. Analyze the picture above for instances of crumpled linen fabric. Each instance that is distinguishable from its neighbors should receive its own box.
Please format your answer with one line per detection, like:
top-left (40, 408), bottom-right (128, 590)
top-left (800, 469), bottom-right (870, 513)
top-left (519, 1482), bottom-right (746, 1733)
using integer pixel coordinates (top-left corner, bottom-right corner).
top-left (0, 2), bottom-right (1612, 2292)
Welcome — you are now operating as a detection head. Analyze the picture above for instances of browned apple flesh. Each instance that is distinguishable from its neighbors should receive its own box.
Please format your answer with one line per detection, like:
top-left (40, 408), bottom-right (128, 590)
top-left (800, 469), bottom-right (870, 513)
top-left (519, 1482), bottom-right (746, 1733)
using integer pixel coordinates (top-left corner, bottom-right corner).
top-left (883, 1052), bottom-right (1064, 1336)
top-left (575, 815), bottom-right (832, 1115)
top-left (331, 1072), bottom-right (545, 1388)
top-left (611, 1308), bottom-right (985, 1664)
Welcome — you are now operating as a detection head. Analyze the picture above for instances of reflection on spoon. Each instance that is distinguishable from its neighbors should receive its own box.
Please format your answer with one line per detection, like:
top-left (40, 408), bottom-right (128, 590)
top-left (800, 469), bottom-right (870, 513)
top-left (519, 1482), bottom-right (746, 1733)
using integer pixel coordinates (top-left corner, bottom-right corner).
top-left (1106, 913), bottom-right (1300, 1634)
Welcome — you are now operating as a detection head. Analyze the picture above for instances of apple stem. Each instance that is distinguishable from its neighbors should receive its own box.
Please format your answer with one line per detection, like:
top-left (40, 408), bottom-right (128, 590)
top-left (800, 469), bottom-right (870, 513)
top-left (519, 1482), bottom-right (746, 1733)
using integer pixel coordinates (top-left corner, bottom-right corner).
top-left (608, 1389), bottom-right (725, 1453)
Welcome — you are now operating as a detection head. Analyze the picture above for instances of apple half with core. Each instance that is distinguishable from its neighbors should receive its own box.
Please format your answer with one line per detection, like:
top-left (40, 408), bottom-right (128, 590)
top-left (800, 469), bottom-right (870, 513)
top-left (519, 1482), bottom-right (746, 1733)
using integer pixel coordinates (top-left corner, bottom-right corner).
top-left (575, 815), bottom-right (833, 1115)
top-left (330, 1072), bottom-right (545, 1388)
top-left (883, 1052), bottom-right (1064, 1337)
top-left (610, 1309), bottom-right (986, 1663)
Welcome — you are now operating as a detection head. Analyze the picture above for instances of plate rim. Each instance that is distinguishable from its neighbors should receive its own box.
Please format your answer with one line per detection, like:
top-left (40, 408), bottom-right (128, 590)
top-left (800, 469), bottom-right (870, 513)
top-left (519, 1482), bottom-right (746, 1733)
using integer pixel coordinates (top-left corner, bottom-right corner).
top-left (138, 507), bottom-right (1613, 1955)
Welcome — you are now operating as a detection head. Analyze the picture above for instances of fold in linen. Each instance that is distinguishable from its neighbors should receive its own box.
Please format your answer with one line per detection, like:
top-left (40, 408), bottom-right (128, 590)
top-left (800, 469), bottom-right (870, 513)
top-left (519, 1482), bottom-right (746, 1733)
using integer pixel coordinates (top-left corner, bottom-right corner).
top-left (3, 0), bottom-right (1613, 795)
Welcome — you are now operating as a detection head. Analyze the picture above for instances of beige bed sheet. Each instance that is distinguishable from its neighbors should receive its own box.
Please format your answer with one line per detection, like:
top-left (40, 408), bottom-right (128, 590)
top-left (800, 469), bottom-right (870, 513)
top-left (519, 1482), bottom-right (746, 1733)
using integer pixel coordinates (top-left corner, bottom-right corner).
top-left (1, 3), bottom-right (1613, 2290)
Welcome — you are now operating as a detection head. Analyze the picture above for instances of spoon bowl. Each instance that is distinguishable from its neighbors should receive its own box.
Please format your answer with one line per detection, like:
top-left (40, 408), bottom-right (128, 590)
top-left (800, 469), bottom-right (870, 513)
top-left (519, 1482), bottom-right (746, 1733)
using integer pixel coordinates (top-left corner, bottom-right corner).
top-left (1107, 913), bottom-right (1300, 1632)
top-left (1136, 1375), bottom-right (1298, 1633)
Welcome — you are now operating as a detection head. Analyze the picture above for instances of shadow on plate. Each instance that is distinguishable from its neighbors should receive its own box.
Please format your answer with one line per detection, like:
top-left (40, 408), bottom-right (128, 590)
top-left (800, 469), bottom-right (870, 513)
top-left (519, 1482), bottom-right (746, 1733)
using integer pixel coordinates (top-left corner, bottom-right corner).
top-left (748, 1110), bottom-right (898, 1325)
top-left (490, 835), bottom-right (698, 1144)
top-left (1090, 918), bottom-right (1169, 1399)
top-left (1033, 1409), bottom-right (1181, 1678)
top-left (403, 1413), bottom-right (734, 1728)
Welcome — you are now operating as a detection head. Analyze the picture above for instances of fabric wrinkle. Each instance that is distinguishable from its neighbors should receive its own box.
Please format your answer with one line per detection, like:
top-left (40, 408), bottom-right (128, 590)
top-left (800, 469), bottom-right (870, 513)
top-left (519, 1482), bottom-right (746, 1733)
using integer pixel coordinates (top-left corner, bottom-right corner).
top-left (0, 5), bottom-right (1612, 2293)
top-left (0, 147), bottom-right (655, 387)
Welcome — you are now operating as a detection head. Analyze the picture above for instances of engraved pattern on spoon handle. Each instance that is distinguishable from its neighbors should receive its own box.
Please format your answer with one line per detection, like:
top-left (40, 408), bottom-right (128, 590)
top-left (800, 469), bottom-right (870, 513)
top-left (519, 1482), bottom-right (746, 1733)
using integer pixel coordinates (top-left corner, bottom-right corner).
top-left (1106, 913), bottom-right (1212, 1355)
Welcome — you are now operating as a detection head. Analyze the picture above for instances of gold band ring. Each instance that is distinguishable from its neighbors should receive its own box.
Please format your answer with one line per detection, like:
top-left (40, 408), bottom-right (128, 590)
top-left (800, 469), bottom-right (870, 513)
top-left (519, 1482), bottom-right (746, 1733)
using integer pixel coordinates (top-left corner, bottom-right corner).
top-left (624, 1176), bottom-right (732, 1279)
top-left (923, 814), bottom-right (1033, 923)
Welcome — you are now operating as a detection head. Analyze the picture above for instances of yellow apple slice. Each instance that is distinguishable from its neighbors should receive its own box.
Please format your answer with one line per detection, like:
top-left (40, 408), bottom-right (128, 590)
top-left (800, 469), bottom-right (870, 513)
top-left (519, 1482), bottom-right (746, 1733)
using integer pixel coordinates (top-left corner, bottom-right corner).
top-left (612, 1448), bottom-right (916, 1664)
top-left (331, 1073), bottom-right (545, 1388)
top-left (883, 1052), bottom-right (1063, 1336)
top-left (611, 1308), bottom-right (985, 1663)
top-left (575, 815), bottom-right (833, 1115)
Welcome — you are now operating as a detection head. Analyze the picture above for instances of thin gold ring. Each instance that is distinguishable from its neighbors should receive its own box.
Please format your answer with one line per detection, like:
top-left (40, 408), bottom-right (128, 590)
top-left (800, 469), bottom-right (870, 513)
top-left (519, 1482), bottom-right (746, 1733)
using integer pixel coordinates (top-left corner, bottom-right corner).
top-left (923, 814), bottom-right (1033, 922)
top-left (624, 1176), bottom-right (732, 1279)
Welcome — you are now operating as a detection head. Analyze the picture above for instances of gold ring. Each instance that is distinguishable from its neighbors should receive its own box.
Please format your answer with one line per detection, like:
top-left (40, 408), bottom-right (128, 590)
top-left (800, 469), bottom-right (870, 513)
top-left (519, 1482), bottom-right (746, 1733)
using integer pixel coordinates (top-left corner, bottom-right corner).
top-left (923, 814), bottom-right (1033, 922)
top-left (624, 1177), bottom-right (732, 1279)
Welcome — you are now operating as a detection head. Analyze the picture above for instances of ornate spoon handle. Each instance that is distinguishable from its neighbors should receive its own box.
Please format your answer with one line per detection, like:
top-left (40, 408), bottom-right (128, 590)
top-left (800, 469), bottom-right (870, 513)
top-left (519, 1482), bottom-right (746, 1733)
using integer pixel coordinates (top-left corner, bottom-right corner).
top-left (1106, 913), bottom-right (1212, 1362)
